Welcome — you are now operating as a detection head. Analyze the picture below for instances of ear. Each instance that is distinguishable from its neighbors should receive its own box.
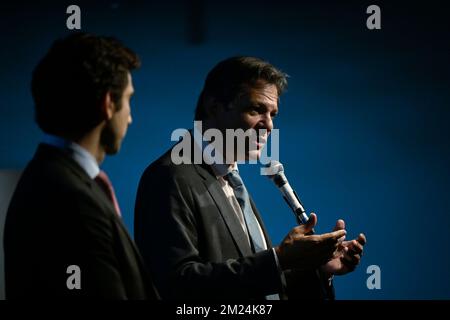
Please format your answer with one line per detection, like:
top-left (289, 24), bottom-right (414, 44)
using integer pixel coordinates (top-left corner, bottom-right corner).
top-left (101, 91), bottom-right (115, 120)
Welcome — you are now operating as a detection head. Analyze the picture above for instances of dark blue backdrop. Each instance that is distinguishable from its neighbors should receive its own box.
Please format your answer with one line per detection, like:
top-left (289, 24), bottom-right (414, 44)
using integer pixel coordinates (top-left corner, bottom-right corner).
top-left (1, 0), bottom-right (449, 299)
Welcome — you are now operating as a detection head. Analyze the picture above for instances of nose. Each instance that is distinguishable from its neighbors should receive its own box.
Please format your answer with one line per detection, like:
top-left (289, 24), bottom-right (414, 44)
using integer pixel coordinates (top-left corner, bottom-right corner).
top-left (128, 113), bottom-right (132, 125)
top-left (259, 113), bottom-right (273, 132)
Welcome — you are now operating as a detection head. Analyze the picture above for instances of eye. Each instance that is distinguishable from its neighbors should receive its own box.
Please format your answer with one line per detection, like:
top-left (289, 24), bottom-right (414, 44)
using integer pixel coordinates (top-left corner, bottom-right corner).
top-left (248, 105), bottom-right (260, 115)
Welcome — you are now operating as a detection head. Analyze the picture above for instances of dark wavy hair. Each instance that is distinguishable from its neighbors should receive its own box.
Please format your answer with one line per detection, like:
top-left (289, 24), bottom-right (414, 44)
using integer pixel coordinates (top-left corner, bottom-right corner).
top-left (194, 56), bottom-right (288, 121)
top-left (31, 33), bottom-right (140, 139)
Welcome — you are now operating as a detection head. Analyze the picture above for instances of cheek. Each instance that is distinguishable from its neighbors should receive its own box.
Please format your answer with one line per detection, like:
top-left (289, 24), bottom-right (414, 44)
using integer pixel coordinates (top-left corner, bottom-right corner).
top-left (123, 110), bottom-right (131, 128)
top-left (240, 114), bottom-right (259, 130)
top-left (122, 103), bottom-right (131, 120)
top-left (114, 107), bottom-right (129, 133)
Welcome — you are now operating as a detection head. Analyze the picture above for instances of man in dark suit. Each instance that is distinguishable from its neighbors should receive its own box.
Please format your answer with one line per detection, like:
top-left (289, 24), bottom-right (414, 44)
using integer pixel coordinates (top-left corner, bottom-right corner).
top-left (135, 56), bottom-right (366, 300)
top-left (4, 33), bottom-right (159, 299)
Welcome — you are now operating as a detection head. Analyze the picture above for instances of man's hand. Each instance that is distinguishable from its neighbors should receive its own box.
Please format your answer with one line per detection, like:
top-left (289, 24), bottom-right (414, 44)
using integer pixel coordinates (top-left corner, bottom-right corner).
top-left (321, 219), bottom-right (366, 277)
top-left (275, 213), bottom-right (346, 271)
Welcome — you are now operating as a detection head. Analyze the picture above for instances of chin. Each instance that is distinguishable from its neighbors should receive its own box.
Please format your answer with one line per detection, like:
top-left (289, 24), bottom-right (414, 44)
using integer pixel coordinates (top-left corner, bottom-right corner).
top-left (105, 142), bottom-right (121, 155)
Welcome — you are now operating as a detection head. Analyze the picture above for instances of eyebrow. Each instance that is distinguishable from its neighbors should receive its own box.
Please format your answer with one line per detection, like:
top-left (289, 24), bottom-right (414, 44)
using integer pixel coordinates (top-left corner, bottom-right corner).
top-left (254, 102), bottom-right (278, 113)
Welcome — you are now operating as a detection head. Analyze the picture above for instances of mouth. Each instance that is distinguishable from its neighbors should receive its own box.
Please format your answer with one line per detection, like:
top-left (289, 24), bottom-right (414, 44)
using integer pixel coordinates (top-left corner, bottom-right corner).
top-left (255, 142), bottom-right (264, 150)
top-left (254, 137), bottom-right (267, 150)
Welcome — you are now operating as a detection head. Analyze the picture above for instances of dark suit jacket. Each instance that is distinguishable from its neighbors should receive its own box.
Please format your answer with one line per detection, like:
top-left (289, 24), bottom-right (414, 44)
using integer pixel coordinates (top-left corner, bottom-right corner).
top-left (134, 144), bottom-right (334, 300)
top-left (3, 144), bottom-right (159, 299)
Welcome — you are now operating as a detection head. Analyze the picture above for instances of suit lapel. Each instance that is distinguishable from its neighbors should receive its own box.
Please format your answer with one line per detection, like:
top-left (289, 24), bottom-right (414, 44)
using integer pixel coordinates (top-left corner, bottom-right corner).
top-left (89, 179), bottom-right (119, 217)
top-left (194, 163), bottom-right (253, 257)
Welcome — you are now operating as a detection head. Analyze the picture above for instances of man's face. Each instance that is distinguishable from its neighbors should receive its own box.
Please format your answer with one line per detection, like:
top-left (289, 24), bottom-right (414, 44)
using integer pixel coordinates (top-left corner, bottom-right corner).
top-left (102, 72), bottom-right (134, 155)
top-left (214, 81), bottom-right (279, 161)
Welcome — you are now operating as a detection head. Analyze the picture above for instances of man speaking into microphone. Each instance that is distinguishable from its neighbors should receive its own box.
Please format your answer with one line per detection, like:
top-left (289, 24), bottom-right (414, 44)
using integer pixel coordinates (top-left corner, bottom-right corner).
top-left (135, 56), bottom-right (366, 300)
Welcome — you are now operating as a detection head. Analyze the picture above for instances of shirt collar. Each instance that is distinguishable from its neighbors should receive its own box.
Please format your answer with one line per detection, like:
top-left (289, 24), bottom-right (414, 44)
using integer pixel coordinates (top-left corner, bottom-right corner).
top-left (43, 134), bottom-right (100, 179)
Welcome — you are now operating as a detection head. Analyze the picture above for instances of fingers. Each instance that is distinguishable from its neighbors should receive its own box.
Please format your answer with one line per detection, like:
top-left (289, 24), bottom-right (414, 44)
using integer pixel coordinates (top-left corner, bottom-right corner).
top-left (313, 243), bottom-right (339, 265)
top-left (337, 234), bottom-right (346, 243)
top-left (333, 241), bottom-right (347, 257)
top-left (349, 240), bottom-right (364, 255)
top-left (324, 235), bottom-right (362, 269)
top-left (346, 236), bottom-right (365, 258)
top-left (333, 219), bottom-right (345, 231)
top-left (316, 230), bottom-right (347, 260)
top-left (320, 229), bottom-right (347, 243)
top-left (309, 212), bottom-right (317, 223)
top-left (357, 233), bottom-right (367, 246)
top-left (340, 237), bottom-right (365, 272)
top-left (305, 212), bottom-right (317, 231)
top-left (294, 212), bottom-right (317, 235)
top-left (341, 247), bottom-right (361, 271)
top-left (315, 232), bottom-right (346, 260)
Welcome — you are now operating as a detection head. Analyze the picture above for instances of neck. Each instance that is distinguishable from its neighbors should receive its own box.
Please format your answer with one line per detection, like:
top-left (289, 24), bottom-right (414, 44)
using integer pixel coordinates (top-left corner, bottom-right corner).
top-left (74, 127), bottom-right (105, 164)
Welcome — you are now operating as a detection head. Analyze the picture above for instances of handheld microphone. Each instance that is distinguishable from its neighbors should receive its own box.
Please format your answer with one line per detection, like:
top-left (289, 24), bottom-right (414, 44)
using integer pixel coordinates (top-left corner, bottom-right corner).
top-left (262, 160), bottom-right (309, 225)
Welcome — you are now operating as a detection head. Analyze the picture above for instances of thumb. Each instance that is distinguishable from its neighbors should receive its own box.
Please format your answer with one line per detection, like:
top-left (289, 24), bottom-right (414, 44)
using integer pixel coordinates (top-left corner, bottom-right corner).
top-left (299, 212), bottom-right (317, 234)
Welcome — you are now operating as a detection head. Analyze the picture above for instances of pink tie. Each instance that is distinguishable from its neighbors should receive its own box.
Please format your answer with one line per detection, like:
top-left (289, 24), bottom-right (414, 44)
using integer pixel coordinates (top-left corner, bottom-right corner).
top-left (95, 170), bottom-right (122, 217)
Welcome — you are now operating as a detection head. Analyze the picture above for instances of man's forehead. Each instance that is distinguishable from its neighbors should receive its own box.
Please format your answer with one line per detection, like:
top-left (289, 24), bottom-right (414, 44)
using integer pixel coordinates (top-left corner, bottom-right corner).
top-left (127, 73), bottom-right (134, 92)
top-left (247, 84), bottom-right (279, 104)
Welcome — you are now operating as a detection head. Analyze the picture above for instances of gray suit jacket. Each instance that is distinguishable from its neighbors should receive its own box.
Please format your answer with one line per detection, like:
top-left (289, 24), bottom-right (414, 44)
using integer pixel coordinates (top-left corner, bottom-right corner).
top-left (135, 144), bottom-right (334, 300)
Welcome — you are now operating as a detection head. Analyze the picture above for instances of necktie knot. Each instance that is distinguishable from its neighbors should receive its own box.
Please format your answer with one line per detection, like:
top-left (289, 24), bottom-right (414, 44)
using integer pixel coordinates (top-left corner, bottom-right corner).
top-left (95, 170), bottom-right (122, 217)
top-left (225, 170), bottom-right (243, 189)
top-left (95, 170), bottom-right (112, 188)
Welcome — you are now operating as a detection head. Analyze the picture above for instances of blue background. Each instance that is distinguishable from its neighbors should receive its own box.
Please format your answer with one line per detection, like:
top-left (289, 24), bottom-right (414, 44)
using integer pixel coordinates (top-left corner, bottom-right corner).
top-left (1, 0), bottom-right (449, 299)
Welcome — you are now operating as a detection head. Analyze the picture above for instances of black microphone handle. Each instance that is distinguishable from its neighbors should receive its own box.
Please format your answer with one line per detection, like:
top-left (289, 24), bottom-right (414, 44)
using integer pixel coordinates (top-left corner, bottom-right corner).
top-left (295, 207), bottom-right (315, 235)
top-left (281, 195), bottom-right (315, 234)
